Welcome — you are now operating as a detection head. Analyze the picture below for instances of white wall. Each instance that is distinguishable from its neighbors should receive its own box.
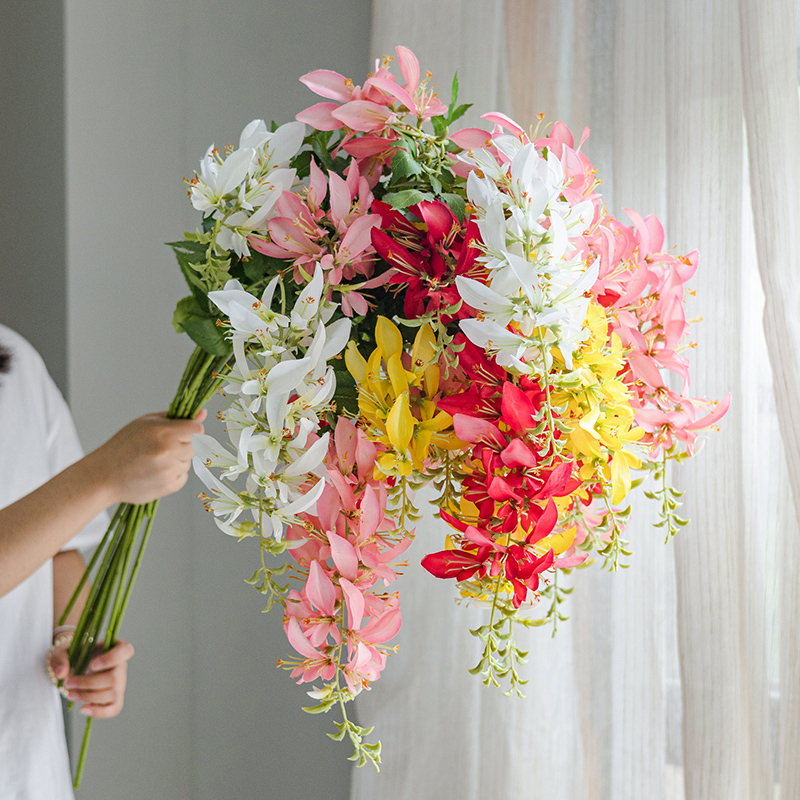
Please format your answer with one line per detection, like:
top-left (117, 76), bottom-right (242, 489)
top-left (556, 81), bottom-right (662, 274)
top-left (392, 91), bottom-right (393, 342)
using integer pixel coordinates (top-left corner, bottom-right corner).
top-left (64, 1), bottom-right (370, 797)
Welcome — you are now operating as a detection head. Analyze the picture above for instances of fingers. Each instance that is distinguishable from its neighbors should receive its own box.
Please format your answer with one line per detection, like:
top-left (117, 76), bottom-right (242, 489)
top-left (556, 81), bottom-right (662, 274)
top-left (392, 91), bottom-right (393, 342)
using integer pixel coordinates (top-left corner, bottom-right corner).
top-left (169, 415), bottom-right (207, 444)
top-left (81, 699), bottom-right (124, 719)
top-left (49, 647), bottom-right (70, 681)
top-left (88, 640), bottom-right (134, 672)
top-left (94, 410), bottom-right (208, 505)
top-left (65, 641), bottom-right (134, 718)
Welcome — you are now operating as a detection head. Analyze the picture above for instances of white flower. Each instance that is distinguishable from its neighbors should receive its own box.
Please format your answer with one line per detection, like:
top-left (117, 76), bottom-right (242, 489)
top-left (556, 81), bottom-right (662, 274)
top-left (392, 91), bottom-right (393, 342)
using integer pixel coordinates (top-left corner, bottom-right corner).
top-left (191, 146), bottom-right (256, 217)
top-left (192, 457), bottom-right (248, 535)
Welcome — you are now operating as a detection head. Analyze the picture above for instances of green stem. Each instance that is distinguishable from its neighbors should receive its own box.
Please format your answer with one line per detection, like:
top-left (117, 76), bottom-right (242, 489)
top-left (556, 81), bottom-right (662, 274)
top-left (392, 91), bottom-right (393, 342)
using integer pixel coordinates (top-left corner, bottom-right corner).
top-left (168, 346), bottom-right (206, 417)
top-left (57, 504), bottom-right (125, 626)
top-left (67, 507), bottom-right (132, 669)
top-left (107, 500), bottom-right (159, 644)
top-left (66, 346), bottom-right (230, 786)
top-left (73, 718), bottom-right (93, 788)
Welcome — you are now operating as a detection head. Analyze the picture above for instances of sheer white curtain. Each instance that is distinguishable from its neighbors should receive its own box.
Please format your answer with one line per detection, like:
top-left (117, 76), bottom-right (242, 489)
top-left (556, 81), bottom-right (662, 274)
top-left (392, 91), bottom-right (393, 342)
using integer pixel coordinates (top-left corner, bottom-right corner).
top-left (354, 2), bottom-right (800, 798)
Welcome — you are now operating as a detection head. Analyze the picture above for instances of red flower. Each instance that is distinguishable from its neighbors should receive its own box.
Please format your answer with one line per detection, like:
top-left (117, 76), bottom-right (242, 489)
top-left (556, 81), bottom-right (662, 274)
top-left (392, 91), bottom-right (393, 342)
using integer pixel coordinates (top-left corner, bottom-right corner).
top-left (371, 200), bottom-right (485, 322)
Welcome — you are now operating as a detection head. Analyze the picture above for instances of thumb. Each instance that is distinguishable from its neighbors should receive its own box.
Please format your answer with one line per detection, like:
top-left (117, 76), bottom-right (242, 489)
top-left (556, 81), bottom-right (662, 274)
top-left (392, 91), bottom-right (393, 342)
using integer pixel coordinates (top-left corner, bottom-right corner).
top-left (49, 647), bottom-right (71, 681)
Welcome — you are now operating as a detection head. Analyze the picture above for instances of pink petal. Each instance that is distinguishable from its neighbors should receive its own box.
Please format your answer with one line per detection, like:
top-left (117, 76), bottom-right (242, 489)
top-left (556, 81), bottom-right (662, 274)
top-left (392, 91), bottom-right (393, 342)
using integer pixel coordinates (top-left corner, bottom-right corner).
top-left (355, 431), bottom-right (378, 481)
top-left (331, 100), bottom-right (396, 133)
top-left (335, 417), bottom-right (358, 473)
top-left (555, 553), bottom-right (588, 568)
top-left (326, 467), bottom-right (356, 510)
top-left (359, 484), bottom-right (381, 540)
top-left (306, 559), bottom-right (336, 615)
top-left (359, 606), bottom-right (402, 643)
top-left (550, 120), bottom-right (575, 148)
top-left (375, 533), bottom-right (414, 565)
top-left (452, 413), bottom-right (505, 449)
top-left (299, 69), bottom-right (354, 102)
top-left (623, 207), bottom-right (653, 254)
top-left (627, 351), bottom-right (665, 389)
top-left (316, 483), bottom-right (342, 534)
top-left (308, 159), bottom-right (328, 208)
top-left (339, 577), bottom-right (365, 629)
top-left (296, 102), bottom-right (343, 131)
top-left (328, 172), bottom-right (352, 228)
top-left (481, 112), bottom-right (527, 137)
top-left (364, 76), bottom-right (417, 114)
top-left (339, 215), bottom-right (379, 261)
top-left (247, 235), bottom-right (290, 258)
top-left (685, 392), bottom-right (731, 431)
top-left (449, 127), bottom-right (494, 150)
top-left (343, 135), bottom-right (396, 158)
top-left (500, 437), bottom-right (538, 468)
top-left (396, 46), bottom-right (420, 94)
top-left (326, 531), bottom-right (359, 580)
top-left (342, 291), bottom-right (369, 316)
top-left (267, 217), bottom-right (321, 257)
top-left (286, 617), bottom-right (322, 659)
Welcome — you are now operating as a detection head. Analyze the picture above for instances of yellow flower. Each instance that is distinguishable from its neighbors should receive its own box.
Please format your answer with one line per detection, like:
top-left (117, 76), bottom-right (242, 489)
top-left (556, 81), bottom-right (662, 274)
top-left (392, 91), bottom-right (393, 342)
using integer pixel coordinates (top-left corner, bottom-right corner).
top-left (346, 317), bottom-right (460, 477)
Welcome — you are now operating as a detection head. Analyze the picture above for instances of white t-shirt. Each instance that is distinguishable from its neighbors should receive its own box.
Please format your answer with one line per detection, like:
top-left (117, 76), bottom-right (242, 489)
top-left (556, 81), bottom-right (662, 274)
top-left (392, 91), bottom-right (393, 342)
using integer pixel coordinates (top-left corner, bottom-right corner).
top-left (0, 325), bottom-right (107, 799)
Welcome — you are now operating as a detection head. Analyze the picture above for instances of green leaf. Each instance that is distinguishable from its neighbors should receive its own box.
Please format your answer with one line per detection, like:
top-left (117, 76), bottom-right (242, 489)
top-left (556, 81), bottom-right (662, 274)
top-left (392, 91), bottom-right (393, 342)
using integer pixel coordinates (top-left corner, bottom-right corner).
top-left (431, 115), bottom-right (448, 138)
top-left (292, 149), bottom-right (313, 180)
top-left (449, 103), bottom-right (472, 125)
top-left (384, 189), bottom-right (434, 210)
top-left (311, 135), bottom-right (335, 170)
top-left (169, 241), bottom-right (210, 304)
top-left (441, 192), bottom-right (466, 222)
top-left (389, 148), bottom-right (423, 182)
top-left (241, 250), bottom-right (286, 284)
top-left (450, 71), bottom-right (460, 110)
top-left (172, 295), bottom-right (230, 357)
top-left (302, 700), bottom-right (336, 714)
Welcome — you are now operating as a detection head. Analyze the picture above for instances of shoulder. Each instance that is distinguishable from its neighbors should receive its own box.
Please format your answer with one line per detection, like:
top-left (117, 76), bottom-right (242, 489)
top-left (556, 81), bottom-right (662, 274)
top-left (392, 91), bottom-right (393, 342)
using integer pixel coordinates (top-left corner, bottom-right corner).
top-left (0, 325), bottom-right (68, 441)
top-left (0, 325), bottom-right (50, 382)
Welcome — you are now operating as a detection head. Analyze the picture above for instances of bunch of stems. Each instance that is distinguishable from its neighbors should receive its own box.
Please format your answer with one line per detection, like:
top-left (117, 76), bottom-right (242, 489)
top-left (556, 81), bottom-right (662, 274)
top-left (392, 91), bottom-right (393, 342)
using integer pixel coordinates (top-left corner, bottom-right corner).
top-left (58, 346), bottom-right (230, 788)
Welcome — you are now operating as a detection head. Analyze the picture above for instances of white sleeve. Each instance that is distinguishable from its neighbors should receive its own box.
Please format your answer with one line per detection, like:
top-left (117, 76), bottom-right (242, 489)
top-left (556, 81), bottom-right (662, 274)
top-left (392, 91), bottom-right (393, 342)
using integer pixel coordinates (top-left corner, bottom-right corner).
top-left (41, 371), bottom-right (110, 553)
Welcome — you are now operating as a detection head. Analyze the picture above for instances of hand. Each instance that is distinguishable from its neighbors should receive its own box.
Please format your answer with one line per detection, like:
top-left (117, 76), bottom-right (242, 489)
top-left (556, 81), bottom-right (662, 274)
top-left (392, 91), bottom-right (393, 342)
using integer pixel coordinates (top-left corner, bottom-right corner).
top-left (87, 410), bottom-right (207, 506)
top-left (49, 640), bottom-right (135, 719)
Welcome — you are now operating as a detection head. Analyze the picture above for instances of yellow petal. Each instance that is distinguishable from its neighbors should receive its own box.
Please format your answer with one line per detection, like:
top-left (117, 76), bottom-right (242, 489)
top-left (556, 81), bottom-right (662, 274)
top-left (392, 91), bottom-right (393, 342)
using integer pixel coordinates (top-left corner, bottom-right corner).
top-left (412, 324), bottom-right (436, 370)
top-left (610, 451), bottom-right (631, 505)
top-left (386, 392), bottom-right (415, 453)
top-left (387, 352), bottom-right (411, 398)
top-left (410, 428), bottom-right (433, 469)
top-left (418, 410), bottom-right (454, 432)
top-left (423, 363), bottom-right (440, 398)
top-left (345, 341), bottom-right (367, 384)
top-left (535, 526), bottom-right (577, 556)
top-left (376, 316), bottom-right (403, 359)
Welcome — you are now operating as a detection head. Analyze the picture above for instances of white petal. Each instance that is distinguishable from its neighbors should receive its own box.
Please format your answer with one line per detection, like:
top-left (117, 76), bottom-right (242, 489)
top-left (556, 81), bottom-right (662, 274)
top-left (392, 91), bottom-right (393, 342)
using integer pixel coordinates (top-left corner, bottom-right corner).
top-left (239, 119), bottom-right (269, 150)
top-left (266, 121), bottom-right (306, 165)
top-left (321, 317), bottom-right (352, 360)
top-left (284, 432), bottom-right (330, 477)
top-left (216, 147), bottom-right (256, 197)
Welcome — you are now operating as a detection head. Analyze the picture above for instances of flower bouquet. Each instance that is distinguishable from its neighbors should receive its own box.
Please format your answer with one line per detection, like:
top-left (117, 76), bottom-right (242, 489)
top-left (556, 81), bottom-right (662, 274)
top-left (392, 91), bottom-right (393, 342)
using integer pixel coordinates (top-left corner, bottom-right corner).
top-left (65, 45), bottom-right (729, 778)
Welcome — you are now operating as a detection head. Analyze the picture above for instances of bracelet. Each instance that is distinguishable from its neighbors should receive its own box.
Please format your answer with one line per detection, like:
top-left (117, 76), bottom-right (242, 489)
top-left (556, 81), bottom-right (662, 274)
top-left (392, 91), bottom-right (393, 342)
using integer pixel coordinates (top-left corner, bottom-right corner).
top-left (52, 624), bottom-right (77, 643)
top-left (46, 628), bottom-right (76, 699)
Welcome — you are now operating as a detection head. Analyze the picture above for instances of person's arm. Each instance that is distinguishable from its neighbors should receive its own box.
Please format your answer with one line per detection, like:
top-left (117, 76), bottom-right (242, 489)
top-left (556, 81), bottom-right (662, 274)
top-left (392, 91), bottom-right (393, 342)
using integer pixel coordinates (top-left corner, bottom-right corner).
top-left (0, 411), bottom-right (206, 597)
top-left (49, 549), bottom-right (134, 718)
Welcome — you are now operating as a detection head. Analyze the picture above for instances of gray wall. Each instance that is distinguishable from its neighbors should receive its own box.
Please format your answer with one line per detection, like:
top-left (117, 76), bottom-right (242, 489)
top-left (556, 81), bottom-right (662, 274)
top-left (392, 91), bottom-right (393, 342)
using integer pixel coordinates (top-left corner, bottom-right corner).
top-left (5, 1), bottom-right (371, 797)
top-left (0, 0), bottom-right (68, 393)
